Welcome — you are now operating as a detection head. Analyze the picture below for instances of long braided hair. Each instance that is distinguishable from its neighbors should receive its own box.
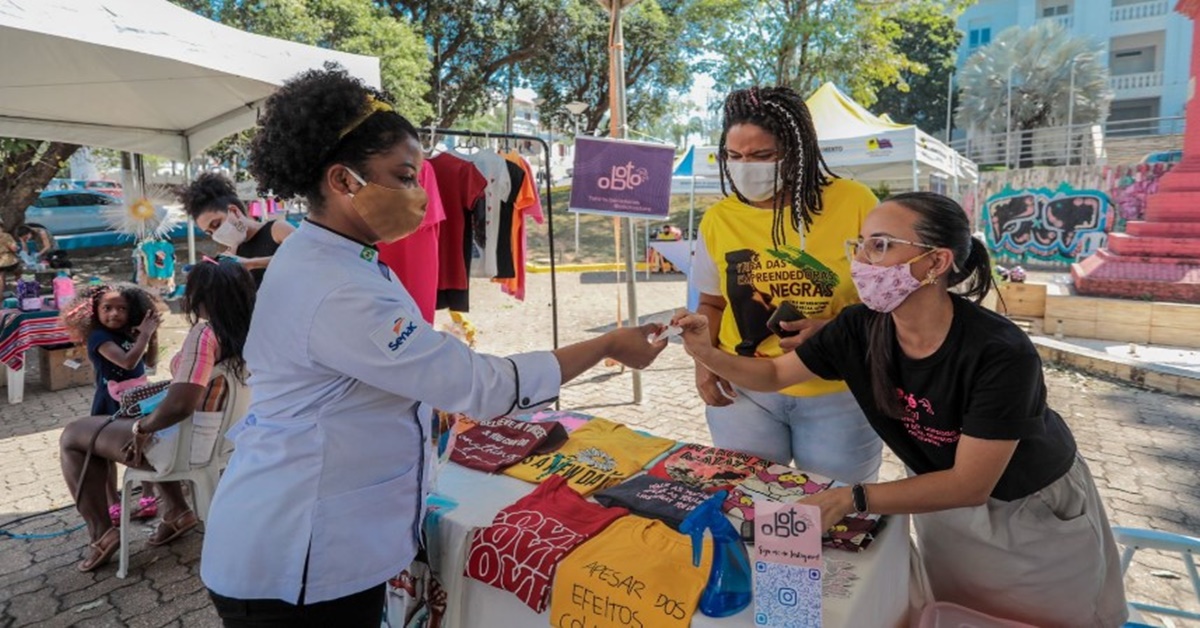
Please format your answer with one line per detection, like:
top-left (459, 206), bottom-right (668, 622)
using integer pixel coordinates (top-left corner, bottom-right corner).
top-left (718, 86), bottom-right (837, 248)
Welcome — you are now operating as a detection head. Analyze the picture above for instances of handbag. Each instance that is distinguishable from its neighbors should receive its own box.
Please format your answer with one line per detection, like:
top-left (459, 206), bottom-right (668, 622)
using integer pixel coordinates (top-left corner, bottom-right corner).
top-left (115, 380), bottom-right (171, 418)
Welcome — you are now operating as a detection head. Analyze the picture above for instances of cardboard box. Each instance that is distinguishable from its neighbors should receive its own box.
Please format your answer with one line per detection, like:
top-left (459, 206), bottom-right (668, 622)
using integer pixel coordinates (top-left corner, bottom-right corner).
top-left (38, 344), bottom-right (94, 392)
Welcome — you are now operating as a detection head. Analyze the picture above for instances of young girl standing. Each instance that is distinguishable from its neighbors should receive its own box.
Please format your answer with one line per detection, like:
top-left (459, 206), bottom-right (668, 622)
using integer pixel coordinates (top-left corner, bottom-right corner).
top-left (62, 283), bottom-right (163, 523)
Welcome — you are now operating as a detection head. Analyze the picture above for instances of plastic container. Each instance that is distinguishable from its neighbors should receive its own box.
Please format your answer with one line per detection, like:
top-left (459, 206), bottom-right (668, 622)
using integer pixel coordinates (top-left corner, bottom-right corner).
top-left (680, 490), bottom-right (752, 618)
top-left (52, 271), bottom-right (75, 310)
top-left (918, 602), bottom-right (1037, 628)
top-left (16, 274), bottom-right (41, 311)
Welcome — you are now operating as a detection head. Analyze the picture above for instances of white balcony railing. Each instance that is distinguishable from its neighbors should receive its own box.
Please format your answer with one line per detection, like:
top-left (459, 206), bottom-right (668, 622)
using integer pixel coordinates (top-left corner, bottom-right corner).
top-left (1111, 0), bottom-right (1170, 22)
top-left (1109, 70), bottom-right (1164, 91)
top-left (1038, 14), bottom-right (1074, 29)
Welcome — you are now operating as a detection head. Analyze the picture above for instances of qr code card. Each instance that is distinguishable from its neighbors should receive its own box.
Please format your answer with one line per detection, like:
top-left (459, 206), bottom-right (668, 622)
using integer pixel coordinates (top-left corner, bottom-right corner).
top-left (753, 561), bottom-right (821, 627)
top-left (752, 502), bottom-right (822, 627)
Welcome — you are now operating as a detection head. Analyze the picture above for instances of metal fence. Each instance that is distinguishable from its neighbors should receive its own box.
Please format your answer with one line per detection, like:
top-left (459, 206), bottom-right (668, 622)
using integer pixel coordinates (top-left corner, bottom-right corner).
top-left (949, 116), bottom-right (1185, 168)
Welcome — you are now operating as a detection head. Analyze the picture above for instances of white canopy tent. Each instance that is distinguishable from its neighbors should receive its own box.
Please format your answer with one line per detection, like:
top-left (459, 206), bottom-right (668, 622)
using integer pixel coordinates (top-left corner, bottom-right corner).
top-left (0, 0), bottom-right (380, 162)
top-left (806, 82), bottom-right (978, 192)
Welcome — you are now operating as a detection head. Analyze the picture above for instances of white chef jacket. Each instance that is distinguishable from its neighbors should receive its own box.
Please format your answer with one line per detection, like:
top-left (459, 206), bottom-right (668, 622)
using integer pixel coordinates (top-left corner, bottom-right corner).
top-left (200, 221), bottom-right (560, 604)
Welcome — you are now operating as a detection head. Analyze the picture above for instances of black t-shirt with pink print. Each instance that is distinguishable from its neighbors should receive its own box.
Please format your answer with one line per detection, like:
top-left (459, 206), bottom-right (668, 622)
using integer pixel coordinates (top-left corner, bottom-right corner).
top-left (796, 296), bottom-right (1077, 501)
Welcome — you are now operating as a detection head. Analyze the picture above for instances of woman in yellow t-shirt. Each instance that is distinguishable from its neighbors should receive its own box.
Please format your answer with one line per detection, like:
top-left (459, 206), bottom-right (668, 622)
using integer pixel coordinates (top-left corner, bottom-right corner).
top-left (690, 86), bottom-right (881, 484)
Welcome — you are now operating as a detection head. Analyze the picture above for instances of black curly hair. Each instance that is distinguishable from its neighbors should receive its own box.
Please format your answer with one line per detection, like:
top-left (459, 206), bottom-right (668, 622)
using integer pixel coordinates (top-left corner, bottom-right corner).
top-left (60, 283), bottom-right (160, 350)
top-left (248, 63), bottom-right (420, 212)
top-left (183, 259), bottom-right (256, 383)
top-left (177, 171), bottom-right (246, 220)
top-left (719, 86), bottom-right (838, 248)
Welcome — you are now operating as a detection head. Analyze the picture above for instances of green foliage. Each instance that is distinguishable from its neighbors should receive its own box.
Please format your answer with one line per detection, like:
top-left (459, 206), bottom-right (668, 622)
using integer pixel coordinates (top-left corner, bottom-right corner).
top-left (388, 0), bottom-right (563, 128)
top-left (871, 3), bottom-right (966, 134)
top-left (521, 0), bottom-right (694, 138)
top-left (172, 0), bottom-right (432, 120)
top-left (169, 0), bottom-right (431, 169)
top-left (0, 140), bottom-right (79, 229)
top-left (684, 0), bottom-right (957, 107)
top-left (956, 21), bottom-right (1111, 136)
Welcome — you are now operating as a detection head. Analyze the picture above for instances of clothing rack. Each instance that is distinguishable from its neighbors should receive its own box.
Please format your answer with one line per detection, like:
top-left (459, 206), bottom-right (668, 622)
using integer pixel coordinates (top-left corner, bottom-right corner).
top-left (428, 127), bottom-right (559, 351)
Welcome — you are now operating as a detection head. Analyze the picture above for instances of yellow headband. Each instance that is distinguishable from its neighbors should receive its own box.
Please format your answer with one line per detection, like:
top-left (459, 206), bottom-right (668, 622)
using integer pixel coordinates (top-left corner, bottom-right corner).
top-left (337, 95), bottom-right (394, 140)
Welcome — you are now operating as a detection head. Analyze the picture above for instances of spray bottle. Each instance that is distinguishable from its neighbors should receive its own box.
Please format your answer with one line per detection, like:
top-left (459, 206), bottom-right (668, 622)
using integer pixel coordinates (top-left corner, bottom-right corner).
top-left (680, 490), bottom-right (752, 617)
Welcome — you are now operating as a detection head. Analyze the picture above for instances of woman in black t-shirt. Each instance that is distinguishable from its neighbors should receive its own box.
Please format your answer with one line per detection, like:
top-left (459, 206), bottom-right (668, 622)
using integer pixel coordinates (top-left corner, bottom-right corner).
top-left (677, 192), bottom-right (1127, 626)
top-left (177, 172), bottom-right (295, 288)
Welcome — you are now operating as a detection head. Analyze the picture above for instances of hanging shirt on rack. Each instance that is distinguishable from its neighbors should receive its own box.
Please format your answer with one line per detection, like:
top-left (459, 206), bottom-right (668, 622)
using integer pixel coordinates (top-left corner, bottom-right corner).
top-left (491, 159), bottom-right (525, 280)
top-left (378, 160), bottom-right (446, 323)
top-left (496, 153), bottom-right (545, 301)
top-left (431, 152), bottom-right (487, 313)
top-left (460, 150), bottom-right (511, 278)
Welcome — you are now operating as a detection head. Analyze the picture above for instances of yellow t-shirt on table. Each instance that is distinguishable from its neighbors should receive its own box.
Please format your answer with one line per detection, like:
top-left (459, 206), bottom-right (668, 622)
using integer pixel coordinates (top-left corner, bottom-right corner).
top-left (550, 515), bottom-right (713, 628)
top-left (502, 417), bottom-right (675, 496)
top-left (698, 178), bottom-right (877, 397)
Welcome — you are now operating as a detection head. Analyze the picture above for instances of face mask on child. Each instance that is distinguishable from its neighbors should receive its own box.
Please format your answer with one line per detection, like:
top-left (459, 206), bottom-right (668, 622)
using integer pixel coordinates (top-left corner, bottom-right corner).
top-left (211, 214), bottom-right (248, 248)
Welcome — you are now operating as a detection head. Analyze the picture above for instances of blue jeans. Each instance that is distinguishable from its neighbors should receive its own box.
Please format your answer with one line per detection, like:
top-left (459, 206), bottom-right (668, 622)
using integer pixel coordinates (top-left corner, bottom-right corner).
top-left (705, 388), bottom-right (882, 484)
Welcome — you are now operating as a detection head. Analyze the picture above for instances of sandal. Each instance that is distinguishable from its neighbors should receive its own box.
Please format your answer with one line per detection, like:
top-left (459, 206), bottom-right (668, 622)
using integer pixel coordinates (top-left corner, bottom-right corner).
top-left (147, 510), bottom-right (198, 547)
top-left (131, 496), bottom-right (158, 520)
top-left (77, 528), bottom-right (120, 572)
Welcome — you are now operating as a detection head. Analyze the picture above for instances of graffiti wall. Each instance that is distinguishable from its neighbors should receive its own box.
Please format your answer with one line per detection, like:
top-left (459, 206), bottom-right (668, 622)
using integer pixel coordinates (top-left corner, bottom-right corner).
top-left (973, 162), bottom-right (1174, 267)
top-left (1105, 163), bottom-right (1173, 223)
top-left (983, 182), bottom-right (1114, 267)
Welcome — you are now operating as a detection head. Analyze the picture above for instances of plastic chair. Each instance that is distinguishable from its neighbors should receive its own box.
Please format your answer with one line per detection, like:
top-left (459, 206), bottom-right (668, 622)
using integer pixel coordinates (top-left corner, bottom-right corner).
top-left (1114, 526), bottom-right (1200, 623)
top-left (116, 365), bottom-right (250, 578)
top-left (918, 602), bottom-right (1036, 628)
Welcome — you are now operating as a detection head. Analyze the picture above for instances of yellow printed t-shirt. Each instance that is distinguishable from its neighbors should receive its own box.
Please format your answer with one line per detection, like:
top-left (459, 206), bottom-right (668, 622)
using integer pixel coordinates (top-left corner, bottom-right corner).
top-left (698, 178), bottom-right (877, 397)
top-left (503, 418), bottom-right (675, 496)
top-left (550, 515), bottom-right (713, 628)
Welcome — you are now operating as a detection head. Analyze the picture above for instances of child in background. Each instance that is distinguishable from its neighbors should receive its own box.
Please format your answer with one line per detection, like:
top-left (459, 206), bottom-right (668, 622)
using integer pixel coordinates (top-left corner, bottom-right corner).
top-left (61, 283), bottom-right (163, 524)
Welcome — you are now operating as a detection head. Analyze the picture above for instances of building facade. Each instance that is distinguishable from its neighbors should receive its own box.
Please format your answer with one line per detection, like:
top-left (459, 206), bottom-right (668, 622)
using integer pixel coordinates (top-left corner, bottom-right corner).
top-left (956, 0), bottom-right (1192, 127)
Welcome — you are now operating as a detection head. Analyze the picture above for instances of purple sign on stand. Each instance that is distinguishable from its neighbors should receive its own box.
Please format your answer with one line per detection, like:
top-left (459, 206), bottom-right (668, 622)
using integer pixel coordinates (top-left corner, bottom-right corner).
top-left (569, 137), bottom-right (674, 219)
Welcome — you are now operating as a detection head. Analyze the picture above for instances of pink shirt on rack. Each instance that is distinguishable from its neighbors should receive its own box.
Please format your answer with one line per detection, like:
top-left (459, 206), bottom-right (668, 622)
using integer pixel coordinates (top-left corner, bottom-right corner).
top-left (378, 160), bottom-right (447, 323)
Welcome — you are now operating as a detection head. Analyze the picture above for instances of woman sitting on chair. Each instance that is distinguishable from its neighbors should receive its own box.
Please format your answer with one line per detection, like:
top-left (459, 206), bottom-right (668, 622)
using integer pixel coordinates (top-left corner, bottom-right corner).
top-left (59, 258), bottom-right (255, 572)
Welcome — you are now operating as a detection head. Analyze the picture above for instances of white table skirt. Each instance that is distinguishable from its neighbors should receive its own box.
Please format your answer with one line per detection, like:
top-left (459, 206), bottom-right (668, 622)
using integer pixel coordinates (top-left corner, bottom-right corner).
top-left (426, 463), bottom-right (911, 628)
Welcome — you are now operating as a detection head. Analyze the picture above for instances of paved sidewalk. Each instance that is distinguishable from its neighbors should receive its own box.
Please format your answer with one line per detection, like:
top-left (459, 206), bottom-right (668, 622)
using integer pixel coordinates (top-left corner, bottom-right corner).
top-left (2, 271), bottom-right (1199, 626)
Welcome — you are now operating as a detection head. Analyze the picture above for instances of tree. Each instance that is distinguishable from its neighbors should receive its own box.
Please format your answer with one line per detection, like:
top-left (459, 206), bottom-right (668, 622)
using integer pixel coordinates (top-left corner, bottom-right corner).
top-left (871, 3), bottom-right (966, 135)
top-left (956, 21), bottom-right (1111, 167)
top-left (521, 0), bottom-right (694, 137)
top-left (684, 0), bottom-right (948, 107)
top-left (0, 140), bottom-right (79, 230)
top-left (174, 0), bottom-right (431, 121)
top-left (388, 0), bottom-right (563, 128)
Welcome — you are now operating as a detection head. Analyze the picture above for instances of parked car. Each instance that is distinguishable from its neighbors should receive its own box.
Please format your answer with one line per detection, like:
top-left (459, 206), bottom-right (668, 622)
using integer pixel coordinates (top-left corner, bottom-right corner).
top-left (83, 180), bottom-right (123, 197)
top-left (25, 190), bottom-right (120, 235)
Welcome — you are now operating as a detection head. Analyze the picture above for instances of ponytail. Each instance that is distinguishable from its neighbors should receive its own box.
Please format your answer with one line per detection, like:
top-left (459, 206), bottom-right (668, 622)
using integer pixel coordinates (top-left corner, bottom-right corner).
top-left (949, 236), bottom-right (995, 304)
top-left (866, 312), bottom-right (903, 417)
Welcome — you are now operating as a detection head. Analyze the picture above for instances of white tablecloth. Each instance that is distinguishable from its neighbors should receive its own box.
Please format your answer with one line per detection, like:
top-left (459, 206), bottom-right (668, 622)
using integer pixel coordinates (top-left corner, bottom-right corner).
top-left (428, 463), bottom-right (910, 628)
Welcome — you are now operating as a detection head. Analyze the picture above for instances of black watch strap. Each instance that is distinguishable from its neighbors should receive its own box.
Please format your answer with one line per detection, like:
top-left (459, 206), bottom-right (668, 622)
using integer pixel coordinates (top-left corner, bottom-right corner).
top-left (852, 483), bottom-right (869, 515)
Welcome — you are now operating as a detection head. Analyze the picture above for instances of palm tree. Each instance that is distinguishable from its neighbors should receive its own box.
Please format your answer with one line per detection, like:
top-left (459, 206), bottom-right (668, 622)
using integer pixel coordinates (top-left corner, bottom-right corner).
top-left (956, 20), bottom-right (1111, 168)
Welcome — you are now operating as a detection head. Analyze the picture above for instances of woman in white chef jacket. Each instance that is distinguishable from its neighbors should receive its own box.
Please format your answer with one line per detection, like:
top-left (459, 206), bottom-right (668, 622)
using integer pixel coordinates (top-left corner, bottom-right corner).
top-left (199, 67), bottom-right (668, 627)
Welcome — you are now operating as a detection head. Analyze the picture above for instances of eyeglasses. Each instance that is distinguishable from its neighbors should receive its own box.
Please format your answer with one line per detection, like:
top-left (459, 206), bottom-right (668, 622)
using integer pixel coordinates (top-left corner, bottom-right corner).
top-left (845, 236), bottom-right (937, 264)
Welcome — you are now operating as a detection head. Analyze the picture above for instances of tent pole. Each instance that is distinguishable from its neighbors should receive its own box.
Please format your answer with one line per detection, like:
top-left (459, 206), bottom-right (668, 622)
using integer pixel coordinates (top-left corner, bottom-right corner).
top-left (184, 139), bottom-right (196, 265)
top-left (688, 173), bottom-right (696, 254)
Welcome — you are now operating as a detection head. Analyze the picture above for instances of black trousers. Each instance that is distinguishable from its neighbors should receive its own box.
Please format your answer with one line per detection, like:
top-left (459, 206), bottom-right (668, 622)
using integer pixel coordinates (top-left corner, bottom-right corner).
top-left (208, 584), bottom-right (385, 627)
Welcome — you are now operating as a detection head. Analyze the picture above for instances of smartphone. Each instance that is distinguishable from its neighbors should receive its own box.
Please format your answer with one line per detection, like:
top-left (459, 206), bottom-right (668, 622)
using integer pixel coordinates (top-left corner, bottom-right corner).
top-left (766, 301), bottom-right (806, 338)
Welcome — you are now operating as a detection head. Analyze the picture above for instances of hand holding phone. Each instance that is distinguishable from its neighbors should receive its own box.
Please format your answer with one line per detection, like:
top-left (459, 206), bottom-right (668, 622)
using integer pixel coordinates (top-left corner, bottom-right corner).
top-left (766, 301), bottom-right (806, 338)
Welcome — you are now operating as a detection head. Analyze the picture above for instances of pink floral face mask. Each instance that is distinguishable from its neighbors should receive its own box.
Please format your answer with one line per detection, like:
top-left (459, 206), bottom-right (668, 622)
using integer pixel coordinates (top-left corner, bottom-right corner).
top-left (850, 250), bottom-right (935, 313)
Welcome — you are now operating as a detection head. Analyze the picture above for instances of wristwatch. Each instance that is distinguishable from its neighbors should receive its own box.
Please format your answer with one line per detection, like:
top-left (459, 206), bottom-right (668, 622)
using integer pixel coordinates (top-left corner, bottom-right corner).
top-left (851, 483), bottom-right (870, 515)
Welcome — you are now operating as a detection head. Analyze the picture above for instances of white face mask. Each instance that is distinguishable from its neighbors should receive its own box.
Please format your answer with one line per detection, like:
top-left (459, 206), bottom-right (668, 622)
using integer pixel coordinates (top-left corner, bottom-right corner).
top-left (725, 161), bottom-right (780, 203)
top-left (211, 214), bottom-right (248, 248)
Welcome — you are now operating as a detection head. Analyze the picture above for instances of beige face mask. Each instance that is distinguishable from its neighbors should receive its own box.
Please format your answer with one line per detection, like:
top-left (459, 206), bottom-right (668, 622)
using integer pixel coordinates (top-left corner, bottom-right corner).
top-left (345, 168), bottom-right (428, 243)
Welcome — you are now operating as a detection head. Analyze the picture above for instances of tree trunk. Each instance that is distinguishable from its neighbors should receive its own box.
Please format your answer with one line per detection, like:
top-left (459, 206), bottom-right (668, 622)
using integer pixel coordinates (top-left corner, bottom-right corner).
top-left (0, 142), bottom-right (80, 230)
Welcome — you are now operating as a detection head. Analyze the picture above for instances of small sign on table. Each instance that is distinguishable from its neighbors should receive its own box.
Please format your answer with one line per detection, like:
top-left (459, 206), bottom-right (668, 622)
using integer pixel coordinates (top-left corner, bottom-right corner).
top-left (753, 502), bottom-right (822, 627)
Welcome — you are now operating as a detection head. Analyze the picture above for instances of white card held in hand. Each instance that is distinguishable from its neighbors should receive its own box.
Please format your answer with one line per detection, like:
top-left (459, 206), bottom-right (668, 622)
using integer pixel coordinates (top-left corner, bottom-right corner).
top-left (647, 325), bottom-right (683, 343)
